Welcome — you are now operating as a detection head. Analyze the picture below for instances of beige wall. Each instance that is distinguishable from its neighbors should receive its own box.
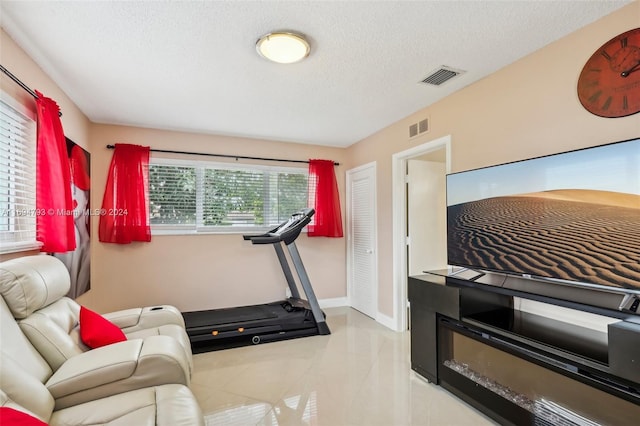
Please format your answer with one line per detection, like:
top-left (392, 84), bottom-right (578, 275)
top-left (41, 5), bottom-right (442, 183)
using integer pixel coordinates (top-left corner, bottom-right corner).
top-left (2, 27), bottom-right (347, 313)
top-left (79, 125), bottom-right (347, 312)
top-left (2, 3), bottom-right (639, 317)
top-left (347, 2), bottom-right (640, 317)
top-left (0, 29), bottom-right (90, 150)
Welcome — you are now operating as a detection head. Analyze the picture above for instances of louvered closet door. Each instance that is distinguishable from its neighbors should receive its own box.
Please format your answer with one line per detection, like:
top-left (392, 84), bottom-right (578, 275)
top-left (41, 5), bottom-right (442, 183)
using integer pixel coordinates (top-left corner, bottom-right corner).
top-left (347, 163), bottom-right (377, 319)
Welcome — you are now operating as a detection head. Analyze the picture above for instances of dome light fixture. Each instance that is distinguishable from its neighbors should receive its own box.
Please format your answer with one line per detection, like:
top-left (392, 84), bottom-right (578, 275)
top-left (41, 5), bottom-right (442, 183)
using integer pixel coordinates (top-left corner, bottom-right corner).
top-left (256, 31), bottom-right (310, 64)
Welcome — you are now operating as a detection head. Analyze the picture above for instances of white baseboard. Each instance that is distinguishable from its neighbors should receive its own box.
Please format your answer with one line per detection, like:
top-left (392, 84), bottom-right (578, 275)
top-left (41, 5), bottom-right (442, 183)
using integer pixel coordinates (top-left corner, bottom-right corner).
top-left (376, 311), bottom-right (398, 331)
top-left (319, 300), bottom-right (400, 332)
top-left (319, 297), bottom-right (348, 308)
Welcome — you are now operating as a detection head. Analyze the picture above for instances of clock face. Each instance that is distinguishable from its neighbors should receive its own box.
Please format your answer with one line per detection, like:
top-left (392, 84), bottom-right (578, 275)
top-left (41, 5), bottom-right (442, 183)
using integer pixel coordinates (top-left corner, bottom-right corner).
top-left (577, 28), bottom-right (640, 118)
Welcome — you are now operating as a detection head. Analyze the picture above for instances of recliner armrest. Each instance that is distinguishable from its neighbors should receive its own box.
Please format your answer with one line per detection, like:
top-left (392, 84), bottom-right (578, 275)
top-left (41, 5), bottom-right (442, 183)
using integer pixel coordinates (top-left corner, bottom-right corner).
top-left (46, 340), bottom-right (142, 398)
top-left (104, 306), bottom-right (185, 333)
top-left (101, 308), bottom-right (144, 329)
top-left (46, 336), bottom-right (190, 410)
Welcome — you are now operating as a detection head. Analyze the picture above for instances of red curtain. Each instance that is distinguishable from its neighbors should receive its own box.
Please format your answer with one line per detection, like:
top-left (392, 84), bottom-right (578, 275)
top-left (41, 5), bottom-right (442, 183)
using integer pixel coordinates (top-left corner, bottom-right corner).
top-left (307, 159), bottom-right (343, 237)
top-left (99, 143), bottom-right (151, 244)
top-left (35, 91), bottom-right (76, 252)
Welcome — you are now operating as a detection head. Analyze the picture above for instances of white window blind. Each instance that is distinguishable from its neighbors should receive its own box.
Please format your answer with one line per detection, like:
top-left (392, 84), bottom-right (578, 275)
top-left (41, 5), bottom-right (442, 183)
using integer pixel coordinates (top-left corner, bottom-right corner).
top-left (0, 96), bottom-right (38, 253)
top-left (149, 158), bottom-right (308, 233)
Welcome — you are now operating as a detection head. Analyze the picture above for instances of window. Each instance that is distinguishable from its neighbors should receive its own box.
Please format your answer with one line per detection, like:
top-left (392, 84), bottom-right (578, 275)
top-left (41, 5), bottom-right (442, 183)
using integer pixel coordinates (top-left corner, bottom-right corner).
top-left (0, 95), bottom-right (38, 253)
top-left (149, 158), bottom-right (308, 234)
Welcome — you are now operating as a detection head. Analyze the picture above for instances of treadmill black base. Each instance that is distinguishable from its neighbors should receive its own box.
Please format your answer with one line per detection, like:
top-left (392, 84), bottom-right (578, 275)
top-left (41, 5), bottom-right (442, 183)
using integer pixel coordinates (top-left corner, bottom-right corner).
top-left (183, 299), bottom-right (330, 353)
top-left (189, 327), bottom-right (323, 353)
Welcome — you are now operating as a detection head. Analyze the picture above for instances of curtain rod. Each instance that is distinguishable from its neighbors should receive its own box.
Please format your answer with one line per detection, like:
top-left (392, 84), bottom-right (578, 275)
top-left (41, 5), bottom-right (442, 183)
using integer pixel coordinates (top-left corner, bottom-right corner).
top-left (0, 64), bottom-right (63, 117)
top-left (105, 144), bottom-right (339, 166)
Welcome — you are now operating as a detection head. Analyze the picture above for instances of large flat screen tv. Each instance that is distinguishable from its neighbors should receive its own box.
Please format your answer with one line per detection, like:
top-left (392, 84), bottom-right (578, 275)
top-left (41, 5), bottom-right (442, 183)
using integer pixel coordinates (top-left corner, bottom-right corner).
top-left (447, 137), bottom-right (640, 295)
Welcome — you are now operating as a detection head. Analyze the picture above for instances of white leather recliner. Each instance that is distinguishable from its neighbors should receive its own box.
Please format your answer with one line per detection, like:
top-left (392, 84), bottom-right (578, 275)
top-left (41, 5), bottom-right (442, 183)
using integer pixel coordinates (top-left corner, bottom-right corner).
top-left (0, 295), bottom-right (204, 424)
top-left (0, 255), bottom-right (193, 409)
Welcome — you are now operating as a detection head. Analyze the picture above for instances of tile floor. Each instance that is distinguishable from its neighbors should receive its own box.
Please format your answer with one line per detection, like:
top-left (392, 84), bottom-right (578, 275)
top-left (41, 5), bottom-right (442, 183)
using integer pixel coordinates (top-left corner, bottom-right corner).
top-left (190, 307), bottom-right (496, 425)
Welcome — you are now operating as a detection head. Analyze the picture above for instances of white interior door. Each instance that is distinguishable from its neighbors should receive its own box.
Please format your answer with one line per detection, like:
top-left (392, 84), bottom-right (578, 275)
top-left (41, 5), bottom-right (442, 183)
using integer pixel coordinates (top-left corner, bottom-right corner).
top-left (347, 162), bottom-right (377, 318)
top-left (407, 158), bottom-right (447, 276)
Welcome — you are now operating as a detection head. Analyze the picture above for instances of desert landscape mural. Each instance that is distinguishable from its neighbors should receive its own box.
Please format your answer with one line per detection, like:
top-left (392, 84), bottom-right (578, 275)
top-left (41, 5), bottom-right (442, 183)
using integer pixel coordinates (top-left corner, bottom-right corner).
top-left (447, 189), bottom-right (640, 291)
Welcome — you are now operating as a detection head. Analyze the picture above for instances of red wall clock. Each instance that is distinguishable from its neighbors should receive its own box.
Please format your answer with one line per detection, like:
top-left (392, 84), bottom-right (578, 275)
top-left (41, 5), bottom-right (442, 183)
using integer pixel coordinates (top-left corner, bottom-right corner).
top-left (577, 28), bottom-right (640, 118)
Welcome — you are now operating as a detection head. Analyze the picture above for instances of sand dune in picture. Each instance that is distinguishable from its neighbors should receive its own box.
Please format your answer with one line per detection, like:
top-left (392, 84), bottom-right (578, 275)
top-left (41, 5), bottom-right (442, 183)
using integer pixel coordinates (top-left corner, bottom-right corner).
top-left (448, 189), bottom-right (640, 290)
top-left (517, 189), bottom-right (640, 209)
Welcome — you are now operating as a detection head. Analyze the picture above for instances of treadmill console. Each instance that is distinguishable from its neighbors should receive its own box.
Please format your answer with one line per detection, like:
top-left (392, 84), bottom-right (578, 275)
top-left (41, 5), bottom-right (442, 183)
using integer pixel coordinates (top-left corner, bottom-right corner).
top-left (244, 208), bottom-right (315, 245)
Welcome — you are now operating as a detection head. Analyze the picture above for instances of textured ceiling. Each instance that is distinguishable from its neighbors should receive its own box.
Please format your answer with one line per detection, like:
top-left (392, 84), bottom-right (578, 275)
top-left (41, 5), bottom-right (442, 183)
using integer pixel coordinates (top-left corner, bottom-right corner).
top-left (0, 1), bottom-right (630, 147)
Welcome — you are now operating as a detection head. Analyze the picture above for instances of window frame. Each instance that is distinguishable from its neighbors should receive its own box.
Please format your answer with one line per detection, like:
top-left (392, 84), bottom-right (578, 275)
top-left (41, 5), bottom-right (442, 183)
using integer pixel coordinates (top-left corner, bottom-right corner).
top-left (0, 92), bottom-right (40, 254)
top-left (149, 156), bottom-right (309, 235)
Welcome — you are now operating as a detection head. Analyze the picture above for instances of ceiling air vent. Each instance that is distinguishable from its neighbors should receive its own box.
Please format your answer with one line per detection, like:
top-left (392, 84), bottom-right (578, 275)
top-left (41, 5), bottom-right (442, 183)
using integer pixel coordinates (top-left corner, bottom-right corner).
top-left (421, 66), bottom-right (465, 86)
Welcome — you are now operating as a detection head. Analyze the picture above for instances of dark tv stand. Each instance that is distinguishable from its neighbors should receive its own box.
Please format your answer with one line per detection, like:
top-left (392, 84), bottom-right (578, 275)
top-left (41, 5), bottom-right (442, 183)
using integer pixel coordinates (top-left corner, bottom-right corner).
top-left (408, 272), bottom-right (640, 425)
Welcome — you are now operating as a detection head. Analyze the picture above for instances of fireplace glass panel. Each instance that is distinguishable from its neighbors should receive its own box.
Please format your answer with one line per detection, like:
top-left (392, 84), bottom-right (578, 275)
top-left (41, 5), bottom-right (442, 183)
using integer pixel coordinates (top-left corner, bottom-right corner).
top-left (440, 322), bottom-right (640, 425)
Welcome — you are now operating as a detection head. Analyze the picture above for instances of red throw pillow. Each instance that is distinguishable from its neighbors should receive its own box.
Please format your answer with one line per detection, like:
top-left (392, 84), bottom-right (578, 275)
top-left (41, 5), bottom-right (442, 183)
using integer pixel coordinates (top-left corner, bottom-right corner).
top-left (79, 306), bottom-right (127, 349)
top-left (0, 407), bottom-right (48, 425)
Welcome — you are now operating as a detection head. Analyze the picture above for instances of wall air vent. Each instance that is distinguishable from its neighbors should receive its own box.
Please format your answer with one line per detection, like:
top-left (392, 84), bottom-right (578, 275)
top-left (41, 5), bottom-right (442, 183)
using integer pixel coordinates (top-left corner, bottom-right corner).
top-left (421, 66), bottom-right (465, 86)
top-left (408, 117), bottom-right (429, 139)
top-left (409, 123), bottom-right (418, 138)
top-left (418, 118), bottom-right (428, 134)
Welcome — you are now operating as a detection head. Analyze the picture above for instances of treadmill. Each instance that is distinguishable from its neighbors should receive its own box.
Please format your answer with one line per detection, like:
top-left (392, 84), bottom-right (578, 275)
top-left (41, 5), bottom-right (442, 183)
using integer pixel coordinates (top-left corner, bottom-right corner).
top-left (182, 208), bottom-right (331, 353)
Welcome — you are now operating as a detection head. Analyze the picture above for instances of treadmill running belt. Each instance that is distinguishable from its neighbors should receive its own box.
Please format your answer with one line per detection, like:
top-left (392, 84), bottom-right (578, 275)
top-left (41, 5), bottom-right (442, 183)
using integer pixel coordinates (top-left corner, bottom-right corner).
top-left (183, 305), bottom-right (279, 328)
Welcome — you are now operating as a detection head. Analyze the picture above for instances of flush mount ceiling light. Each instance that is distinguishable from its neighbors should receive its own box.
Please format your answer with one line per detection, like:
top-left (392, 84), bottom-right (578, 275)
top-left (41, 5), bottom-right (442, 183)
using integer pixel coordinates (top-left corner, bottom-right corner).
top-left (256, 31), bottom-right (310, 64)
